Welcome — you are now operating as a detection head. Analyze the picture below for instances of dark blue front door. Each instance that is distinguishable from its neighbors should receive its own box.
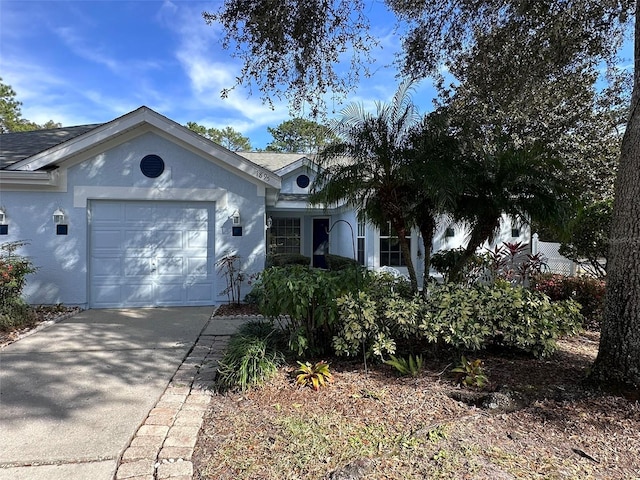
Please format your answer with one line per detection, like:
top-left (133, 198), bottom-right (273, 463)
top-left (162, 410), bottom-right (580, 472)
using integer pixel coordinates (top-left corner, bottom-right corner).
top-left (312, 218), bottom-right (330, 268)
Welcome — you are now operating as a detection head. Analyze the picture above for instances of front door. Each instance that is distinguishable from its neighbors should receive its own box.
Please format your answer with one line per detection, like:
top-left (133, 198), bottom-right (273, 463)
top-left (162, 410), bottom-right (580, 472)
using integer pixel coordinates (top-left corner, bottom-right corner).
top-left (312, 218), bottom-right (330, 269)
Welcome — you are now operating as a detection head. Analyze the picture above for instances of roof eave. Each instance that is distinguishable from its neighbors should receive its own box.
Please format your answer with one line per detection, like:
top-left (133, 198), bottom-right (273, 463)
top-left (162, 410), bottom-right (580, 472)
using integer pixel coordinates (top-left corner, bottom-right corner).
top-left (0, 170), bottom-right (58, 186)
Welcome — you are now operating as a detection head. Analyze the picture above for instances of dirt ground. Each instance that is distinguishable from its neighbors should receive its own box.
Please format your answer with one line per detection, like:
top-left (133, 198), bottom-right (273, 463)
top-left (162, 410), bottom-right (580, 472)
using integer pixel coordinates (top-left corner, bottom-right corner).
top-left (193, 312), bottom-right (640, 479)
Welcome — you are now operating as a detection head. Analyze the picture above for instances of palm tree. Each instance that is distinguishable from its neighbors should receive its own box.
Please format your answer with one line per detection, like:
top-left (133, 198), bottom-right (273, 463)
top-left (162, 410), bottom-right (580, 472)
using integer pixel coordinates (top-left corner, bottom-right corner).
top-left (448, 139), bottom-right (573, 281)
top-left (309, 81), bottom-right (422, 291)
top-left (406, 111), bottom-right (464, 289)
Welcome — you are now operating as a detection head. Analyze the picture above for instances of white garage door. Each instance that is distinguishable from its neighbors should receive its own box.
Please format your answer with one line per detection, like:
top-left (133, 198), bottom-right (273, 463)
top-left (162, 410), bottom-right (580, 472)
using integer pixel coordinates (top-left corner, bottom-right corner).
top-left (89, 200), bottom-right (215, 308)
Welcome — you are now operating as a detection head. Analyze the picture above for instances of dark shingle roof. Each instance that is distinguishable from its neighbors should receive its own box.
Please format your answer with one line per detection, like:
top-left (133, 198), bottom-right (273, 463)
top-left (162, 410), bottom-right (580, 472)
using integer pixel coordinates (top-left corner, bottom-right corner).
top-left (0, 124), bottom-right (102, 170)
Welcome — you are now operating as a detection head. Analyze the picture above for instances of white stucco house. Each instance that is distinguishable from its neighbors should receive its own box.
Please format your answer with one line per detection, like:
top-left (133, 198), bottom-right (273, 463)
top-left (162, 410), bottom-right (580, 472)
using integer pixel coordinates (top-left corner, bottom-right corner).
top-left (0, 106), bottom-right (529, 308)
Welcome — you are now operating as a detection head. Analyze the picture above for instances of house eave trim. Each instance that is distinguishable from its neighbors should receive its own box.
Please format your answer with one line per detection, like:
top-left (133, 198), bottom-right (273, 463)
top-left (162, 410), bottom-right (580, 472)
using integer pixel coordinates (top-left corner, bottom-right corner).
top-left (0, 170), bottom-right (57, 185)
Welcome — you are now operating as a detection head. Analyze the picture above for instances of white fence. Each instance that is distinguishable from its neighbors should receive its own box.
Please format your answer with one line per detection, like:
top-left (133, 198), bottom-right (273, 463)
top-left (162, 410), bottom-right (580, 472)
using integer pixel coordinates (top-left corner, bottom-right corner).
top-left (531, 233), bottom-right (577, 276)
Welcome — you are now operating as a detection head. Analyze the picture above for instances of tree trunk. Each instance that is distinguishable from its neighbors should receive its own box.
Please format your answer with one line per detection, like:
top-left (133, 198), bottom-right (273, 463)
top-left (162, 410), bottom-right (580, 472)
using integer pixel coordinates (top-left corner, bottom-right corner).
top-left (417, 212), bottom-right (437, 295)
top-left (392, 221), bottom-right (419, 293)
top-left (449, 217), bottom-right (501, 283)
top-left (591, 1), bottom-right (640, 390)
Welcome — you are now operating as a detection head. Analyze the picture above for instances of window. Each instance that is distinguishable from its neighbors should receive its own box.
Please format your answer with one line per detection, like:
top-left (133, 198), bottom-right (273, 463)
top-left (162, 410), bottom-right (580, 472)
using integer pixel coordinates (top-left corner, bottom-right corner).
top-left (357, 219), bottom-right (366, 265)
top-left (268, 217), bottom-right (301, 254)
top-left (379, 222), bottom-right (409, 267)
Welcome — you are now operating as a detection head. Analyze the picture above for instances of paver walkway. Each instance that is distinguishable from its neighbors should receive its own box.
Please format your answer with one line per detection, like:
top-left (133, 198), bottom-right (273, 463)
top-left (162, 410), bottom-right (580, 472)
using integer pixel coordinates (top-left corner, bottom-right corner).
top-left (114, 319), bottom-right (245, 480)
top-left (0, 308), bottom-right (245, 480)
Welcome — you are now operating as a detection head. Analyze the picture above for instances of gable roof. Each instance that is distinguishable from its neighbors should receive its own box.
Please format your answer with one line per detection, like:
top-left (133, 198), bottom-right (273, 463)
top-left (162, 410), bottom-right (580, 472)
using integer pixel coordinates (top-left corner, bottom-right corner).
top-left (0, 106), bottom-right (281, 189)
top-left (0, 124), bottom-right (101, 169)
top-left (239, 152), bottom-right (316, 172)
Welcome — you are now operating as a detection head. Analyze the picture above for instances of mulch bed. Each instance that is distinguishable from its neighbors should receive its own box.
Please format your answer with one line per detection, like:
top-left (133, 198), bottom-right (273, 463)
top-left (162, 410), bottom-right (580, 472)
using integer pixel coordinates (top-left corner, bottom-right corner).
top-left (192, 330), bottom-right (640, 479)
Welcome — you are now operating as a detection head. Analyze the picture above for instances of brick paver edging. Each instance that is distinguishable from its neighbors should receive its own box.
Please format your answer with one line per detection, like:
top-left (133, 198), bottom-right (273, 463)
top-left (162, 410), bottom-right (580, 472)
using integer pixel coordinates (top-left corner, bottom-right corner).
top-left (114, 314), bottom-right (235, 480)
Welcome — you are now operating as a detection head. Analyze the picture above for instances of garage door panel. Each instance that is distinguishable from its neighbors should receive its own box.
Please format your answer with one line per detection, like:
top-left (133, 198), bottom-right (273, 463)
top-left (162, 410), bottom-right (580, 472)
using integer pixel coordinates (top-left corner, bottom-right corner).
top-left (92, 285), bottom-right (122, 306)
top-left (124, 257), bottom-right (155, 277)
top-left (154, 230), bottom-right (184, 249)
top-left (124, 204), bottom-right (155, 222)
top-left (92, 256), bottom-right (122, 277)
top-left (123, 284), bottom-right (155, 304)
top-left (157, 256), bottom-right (184, 276)
top-left (90, 200), bottom-right (215, 308)
top-left (187, 258), bottom-right (208, 276)
top-left (92, 230), bottom-right (123, 250)
top-left (186, 283), bottom-right (215, 302)
top-left (187, 230), bottom-right (208, 248)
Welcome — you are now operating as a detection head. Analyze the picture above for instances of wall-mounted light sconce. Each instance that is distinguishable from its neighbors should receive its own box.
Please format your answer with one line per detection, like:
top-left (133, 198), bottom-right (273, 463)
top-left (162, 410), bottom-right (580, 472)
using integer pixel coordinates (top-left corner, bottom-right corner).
top-left (445, 227), bottom-right (455, 238)
top-left (53, 208), bottom-right (66, 225)
top-left (0, 207), bottom-right (7, 235)
top-left (266, 216), bottom-right (273, 229)
top-left (231, 209), bottom-right (241, 225)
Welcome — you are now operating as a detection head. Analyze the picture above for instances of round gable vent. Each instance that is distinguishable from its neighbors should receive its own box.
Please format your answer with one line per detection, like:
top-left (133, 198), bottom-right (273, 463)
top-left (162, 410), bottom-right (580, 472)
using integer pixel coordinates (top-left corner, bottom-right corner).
top-left (140, 154), bottom-right (165, 178)
top-left (296, 174), bottom-right (310, 188)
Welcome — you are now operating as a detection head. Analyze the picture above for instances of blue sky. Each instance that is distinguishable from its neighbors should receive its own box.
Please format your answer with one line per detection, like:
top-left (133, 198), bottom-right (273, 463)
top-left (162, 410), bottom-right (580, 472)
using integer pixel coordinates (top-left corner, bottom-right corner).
top-left (0, 0), bottom-right (439, 149)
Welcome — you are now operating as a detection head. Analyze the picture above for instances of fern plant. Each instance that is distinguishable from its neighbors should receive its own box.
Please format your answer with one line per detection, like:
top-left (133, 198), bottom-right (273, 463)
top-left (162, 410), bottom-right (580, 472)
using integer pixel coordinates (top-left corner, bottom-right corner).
top-left (384, 354), bottom-right (424, 377)
top-left (295, 361), bottom-right (333, 391)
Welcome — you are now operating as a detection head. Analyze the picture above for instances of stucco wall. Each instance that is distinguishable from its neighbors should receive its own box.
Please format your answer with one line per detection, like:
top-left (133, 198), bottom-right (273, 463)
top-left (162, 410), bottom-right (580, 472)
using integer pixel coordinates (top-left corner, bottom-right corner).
top-left (1, 131), bottom-right (267, 306)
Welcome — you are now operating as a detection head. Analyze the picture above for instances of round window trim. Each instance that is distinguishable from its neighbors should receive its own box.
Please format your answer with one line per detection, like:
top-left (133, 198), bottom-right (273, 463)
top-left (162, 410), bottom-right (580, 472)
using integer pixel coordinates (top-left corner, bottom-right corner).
top-left (296, 174), bottom-right (310, 188)
top-left (140, 154), bottom-right (165, 178)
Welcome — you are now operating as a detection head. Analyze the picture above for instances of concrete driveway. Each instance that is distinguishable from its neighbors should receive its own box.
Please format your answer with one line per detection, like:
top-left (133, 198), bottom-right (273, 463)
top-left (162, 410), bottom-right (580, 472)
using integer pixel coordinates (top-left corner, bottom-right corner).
top-left (0, 307), bottom-right (214, 480)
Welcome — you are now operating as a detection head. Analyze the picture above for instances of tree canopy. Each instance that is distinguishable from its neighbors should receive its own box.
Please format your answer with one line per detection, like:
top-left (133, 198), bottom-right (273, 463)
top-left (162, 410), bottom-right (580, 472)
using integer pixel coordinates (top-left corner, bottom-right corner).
top-left (266, 118), bottom-right (336, 154)
top-left (185, 122), bottom-right (252, 151)
top-left (207, 0), bottom-right (640, 388)
top-left (0, 78), bottom-right (60, 133)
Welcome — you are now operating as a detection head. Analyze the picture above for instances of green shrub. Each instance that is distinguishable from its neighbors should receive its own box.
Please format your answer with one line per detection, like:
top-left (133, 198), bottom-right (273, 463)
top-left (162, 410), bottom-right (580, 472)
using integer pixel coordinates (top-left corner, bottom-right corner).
top-left (452, 356), bottom-right (488, 388)
top-left (215, 320), bottom-right (285, 392)
top-left (266, 253), bottom-right (311, 267)
top-left (0, 241), bottom-right (37, 331)
top-left (531, 273), bottom-right (605, 329)
top-left (253, 265), bottom-right (361, 355)
top-left (325, 254), bottom-right (359, 271)
top-left (430, 247), bottom-right (487, 284)
top-left (331, 272), bottom-right (421, 360)
top-left (420, 282), bottom-right (583, 357)
top-left (332, 281), bottom-right (583, 360)
top-left (332, 290), bottom-right (395, 358)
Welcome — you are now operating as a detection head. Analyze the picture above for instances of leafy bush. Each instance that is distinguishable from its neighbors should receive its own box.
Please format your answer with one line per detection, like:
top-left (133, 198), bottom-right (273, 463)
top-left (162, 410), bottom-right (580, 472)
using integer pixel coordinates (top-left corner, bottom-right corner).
top-left (452, 356), bottom-right (488, 388)
top-left (430, 247), bottom-right (477, 283)
top-left (532, 273), bottom-right (605, 329)
top-left (266, 253), bottom-right (311, 267)
top-left (325, 254), bottom-right (359, 271)
top-left (421, 282), bottom-right (583, 357)
top-left (0, 241), bottom-right (37, 331)
top-left (215, 320), bottom-right (285, 392)
top-left (332, 290), bottom-right (397, 358)
top-left (252, 265), bottom-right (361, 355)
top-left (559, 198), bottom-right (611, 278)
top-left (332, 282), bottom-right (583, 360)
top-left (331, 271), bottom-right (420, 359)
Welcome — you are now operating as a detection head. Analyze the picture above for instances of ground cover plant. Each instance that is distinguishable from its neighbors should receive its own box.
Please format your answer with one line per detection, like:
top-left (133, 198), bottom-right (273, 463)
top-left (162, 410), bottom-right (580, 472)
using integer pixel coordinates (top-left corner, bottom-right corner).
top-left (193, 329), bottom-right (640, 479)
top-left (194, 264), bottom-right (638, 479)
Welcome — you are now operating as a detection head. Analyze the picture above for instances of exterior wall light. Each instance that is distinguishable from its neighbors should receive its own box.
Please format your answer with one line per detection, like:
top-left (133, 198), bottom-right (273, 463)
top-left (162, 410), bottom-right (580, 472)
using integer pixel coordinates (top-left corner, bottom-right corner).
top-left (231, 209), bottom-right (241, 226)
top-left (266, 216), bottom-right (273, 229)
top-left (0, 207), bottom-right (7, 234)
top-left (53, 208), bottom-right (66, 225)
